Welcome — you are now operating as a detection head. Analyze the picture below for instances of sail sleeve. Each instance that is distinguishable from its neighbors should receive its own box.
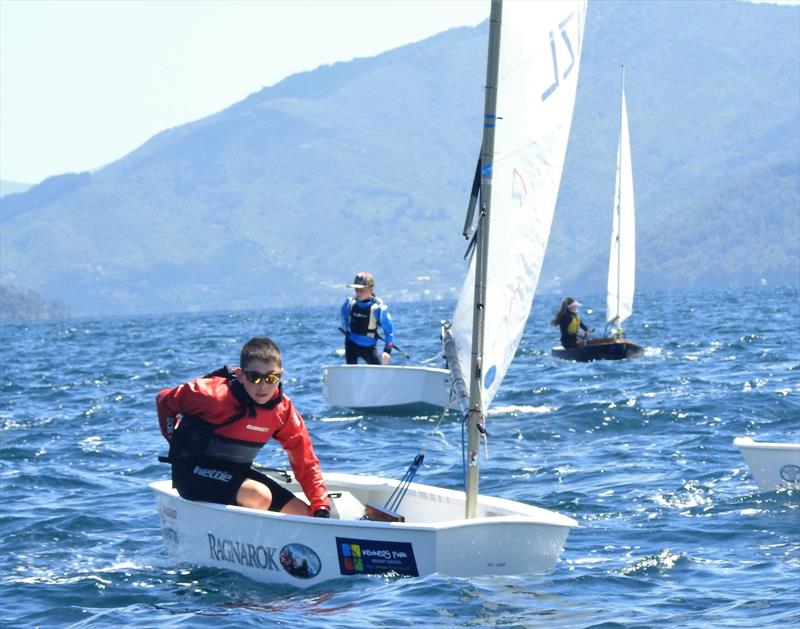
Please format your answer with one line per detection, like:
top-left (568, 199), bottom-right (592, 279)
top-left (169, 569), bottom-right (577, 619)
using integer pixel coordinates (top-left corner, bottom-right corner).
top-left (450, 0), bottom-right (588, 410)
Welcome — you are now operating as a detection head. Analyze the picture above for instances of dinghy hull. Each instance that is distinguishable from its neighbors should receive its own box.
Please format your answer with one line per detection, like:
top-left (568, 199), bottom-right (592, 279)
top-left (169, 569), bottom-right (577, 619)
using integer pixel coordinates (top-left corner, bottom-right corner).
top-left (150, 472), bottom-right (575, 587)
top-left (734, 437), bottom-right (800, 492)
top-left (551, 338), bottom-right (643, 362)
top-left (322, 365), bottom-right (451, 413)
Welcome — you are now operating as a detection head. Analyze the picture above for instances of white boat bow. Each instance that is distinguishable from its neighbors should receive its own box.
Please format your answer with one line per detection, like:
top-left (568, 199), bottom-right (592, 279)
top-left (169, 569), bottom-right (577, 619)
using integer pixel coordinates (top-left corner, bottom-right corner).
top-left (734, 437), bottom-right (800, 492)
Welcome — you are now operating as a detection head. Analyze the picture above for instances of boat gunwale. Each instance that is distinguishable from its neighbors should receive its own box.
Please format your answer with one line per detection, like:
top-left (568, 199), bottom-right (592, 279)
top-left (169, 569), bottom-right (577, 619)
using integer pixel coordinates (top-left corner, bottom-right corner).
top-left (734, 437), bottom-right (800, 451)
top-left (149, 472), bottom-right (578, 530)
top-left (322, 364), bottom-right (451, 376)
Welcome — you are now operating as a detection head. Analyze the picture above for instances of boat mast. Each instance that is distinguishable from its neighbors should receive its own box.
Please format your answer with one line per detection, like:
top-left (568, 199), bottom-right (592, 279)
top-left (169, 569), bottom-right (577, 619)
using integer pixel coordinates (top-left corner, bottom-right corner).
top-left (465, 0), bottom-right (502, 519)
top-left (614, 64), bottom-right (625, 336)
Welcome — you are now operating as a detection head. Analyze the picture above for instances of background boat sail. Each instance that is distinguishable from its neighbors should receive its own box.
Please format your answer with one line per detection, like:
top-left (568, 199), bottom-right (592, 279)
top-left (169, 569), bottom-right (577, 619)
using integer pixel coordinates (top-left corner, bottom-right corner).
top-left (552, 65), bottom-right (643, 362)
top-left (152, 0), bottom-right (587, 586)
top-left (607, 65), bottom-right (636, 338)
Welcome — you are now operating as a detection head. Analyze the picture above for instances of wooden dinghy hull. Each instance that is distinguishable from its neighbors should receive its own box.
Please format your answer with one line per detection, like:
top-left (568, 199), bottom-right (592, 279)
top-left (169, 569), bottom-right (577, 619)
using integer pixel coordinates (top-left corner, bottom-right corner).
top-left (551, 338), bottom-right (643, 362)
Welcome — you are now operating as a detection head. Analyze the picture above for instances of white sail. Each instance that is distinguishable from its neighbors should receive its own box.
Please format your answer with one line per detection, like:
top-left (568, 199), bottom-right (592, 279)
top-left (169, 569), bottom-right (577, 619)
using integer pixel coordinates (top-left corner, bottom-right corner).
top-left (606, 75), bottom-right (635, 328)
top-left (450, 0), bottom-right (587, 410)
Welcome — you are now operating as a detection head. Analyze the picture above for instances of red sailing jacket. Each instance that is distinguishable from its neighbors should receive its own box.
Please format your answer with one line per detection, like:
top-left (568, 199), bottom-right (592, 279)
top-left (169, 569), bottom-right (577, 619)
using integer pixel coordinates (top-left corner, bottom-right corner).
top-left (156, 372), bottom-right (330, 512)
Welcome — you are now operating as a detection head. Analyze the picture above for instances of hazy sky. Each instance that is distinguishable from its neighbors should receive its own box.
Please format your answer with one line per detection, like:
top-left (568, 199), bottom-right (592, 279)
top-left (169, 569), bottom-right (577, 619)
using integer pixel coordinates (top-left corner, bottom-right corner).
top-left (0, 0), bottom-right (489, 184)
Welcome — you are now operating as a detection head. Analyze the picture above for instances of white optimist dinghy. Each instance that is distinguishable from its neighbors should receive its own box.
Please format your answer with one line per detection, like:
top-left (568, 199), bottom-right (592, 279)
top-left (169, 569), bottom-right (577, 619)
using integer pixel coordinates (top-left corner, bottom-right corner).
top-left (150, 471), bottom-right (576, 584)
top-left (152, 0), bottom-right (587, 586)
top-left (322, 364), bottom-right (452, 414)
top-left (734, 437), bottom-right (800, 492)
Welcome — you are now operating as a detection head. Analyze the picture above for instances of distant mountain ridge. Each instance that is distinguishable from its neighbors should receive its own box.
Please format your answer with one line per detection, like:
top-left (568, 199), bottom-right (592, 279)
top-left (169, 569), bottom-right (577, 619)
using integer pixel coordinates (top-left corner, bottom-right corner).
top-left (0, 285), bottom-right (72, 321)
top-left (1, 0), bottom-right (797, 316)
top-left (0, 179), bottom-right (33, 198)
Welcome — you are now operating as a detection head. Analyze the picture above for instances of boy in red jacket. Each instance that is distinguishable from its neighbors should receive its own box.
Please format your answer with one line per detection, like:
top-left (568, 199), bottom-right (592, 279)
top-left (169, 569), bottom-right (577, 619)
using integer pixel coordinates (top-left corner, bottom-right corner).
top-left (156, 337), bottom-right (330, 517)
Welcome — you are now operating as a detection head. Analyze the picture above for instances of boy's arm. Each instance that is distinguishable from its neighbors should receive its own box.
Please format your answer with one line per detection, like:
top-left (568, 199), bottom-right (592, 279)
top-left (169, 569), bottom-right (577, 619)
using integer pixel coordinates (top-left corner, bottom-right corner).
top-left (155, 378), bottom-right (225, 441)
top-left (273, 404), bottom-right (331, 513)
top-left (340, 299), bottom-right (350, 334)
top-left (156, 387), bottom-right (183, 441)
top-left (379, 305), bottom-right (395, 352)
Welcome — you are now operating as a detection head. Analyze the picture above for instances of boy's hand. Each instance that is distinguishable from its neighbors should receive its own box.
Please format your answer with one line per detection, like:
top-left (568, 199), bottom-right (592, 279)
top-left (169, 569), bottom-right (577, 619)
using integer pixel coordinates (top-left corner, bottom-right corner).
top-left (312, 508), bottom-right (331, 518)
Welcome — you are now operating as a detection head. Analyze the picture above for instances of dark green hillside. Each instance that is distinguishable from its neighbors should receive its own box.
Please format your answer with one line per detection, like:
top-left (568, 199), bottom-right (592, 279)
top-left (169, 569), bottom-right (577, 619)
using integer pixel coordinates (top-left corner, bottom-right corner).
top-left (644, 157), bottom-right (800, 288)
top-left (1, 1), bottom-right (797, 316)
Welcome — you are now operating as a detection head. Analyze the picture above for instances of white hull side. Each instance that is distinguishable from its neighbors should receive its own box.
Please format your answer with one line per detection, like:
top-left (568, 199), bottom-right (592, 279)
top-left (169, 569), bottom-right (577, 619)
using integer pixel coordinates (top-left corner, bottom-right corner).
top-left (150, 472), bottom-right (575, 587)
top-left (734, 437), bottom-right (800, 492)
top-left (322, 365), bottom-right (451, 413)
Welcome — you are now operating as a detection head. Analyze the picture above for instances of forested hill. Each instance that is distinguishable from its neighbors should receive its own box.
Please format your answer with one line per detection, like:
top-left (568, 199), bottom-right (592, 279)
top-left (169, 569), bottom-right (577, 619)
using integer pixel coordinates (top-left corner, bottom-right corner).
top-left (0, 285), bottom-right (73, 321)
top-left (1, 0), bottom-right (797, 316)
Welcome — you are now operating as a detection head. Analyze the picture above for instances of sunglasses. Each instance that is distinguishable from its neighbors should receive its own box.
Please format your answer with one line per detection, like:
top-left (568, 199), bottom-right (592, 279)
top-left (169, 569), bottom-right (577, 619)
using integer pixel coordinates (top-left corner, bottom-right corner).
top-left (243, 370), bottom-right (281, 385)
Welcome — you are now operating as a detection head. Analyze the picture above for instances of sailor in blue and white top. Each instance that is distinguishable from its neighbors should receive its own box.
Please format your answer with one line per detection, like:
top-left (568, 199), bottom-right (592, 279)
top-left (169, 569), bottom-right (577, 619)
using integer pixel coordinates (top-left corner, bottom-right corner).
top-left (340, 272), bottom-right (395, 365)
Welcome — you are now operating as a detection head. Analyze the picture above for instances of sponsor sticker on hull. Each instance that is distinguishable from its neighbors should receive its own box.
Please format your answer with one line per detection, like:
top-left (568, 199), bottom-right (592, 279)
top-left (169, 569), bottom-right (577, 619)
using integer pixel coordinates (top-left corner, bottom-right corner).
top-left (336, 537), bottom-right (418, 577)
top-left (280, 543), bottom-right (321, 579)
top-left (780, 464), bottom-right (800, 483)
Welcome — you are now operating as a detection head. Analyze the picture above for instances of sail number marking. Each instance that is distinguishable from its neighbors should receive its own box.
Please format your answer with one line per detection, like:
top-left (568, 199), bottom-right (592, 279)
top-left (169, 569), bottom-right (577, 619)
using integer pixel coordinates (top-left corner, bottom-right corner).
top-left (542, 11), bottom-right (579, 102)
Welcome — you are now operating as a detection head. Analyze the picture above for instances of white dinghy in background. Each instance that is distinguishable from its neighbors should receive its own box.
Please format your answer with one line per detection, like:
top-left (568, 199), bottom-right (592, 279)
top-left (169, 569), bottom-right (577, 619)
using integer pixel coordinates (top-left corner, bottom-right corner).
top-left (734, 437), bottom-right (800, 492)
top-left (152, 0), bottom-right (588, 587)
top-left (322, 364), bottom-right (451, 414)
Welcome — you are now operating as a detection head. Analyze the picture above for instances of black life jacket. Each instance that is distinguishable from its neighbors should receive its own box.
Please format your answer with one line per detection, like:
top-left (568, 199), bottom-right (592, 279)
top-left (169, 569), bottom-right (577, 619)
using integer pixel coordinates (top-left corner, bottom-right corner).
top-left (348, 297), bottom-right (381, 338)
top-left (168, 367), bottom-right (284, 467)
top-left (559, 312), bottom-right (581, 347)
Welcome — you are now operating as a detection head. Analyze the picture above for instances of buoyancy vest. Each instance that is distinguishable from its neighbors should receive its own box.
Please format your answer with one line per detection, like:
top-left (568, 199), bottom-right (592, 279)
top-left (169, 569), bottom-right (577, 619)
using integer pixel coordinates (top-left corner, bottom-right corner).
top-left (567, 312), bottom-right (582, 336)
top-left (348, 297), bottom-right (382, 338)
top-left (168, 367), bottom-right (284, 468)
top-left (558, 311), bottom-right (582, 347)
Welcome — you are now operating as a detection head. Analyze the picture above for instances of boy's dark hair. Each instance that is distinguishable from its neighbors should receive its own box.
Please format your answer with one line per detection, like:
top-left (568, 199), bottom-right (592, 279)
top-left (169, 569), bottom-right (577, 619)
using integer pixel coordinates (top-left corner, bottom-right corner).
top-left (240, 337), bottom-right (282, 368)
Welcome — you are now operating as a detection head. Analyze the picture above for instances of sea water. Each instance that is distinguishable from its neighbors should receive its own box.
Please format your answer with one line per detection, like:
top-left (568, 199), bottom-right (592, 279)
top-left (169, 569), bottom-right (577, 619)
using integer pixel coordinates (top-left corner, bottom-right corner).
top-left (1, 285), bottom-right (798, 628)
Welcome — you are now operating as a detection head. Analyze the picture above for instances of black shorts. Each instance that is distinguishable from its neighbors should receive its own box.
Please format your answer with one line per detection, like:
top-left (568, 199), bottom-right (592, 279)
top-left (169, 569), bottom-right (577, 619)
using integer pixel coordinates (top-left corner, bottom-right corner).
top-left (345, 338), bottom-right (381, 365)
top-left (172, 461), bottom-right (296, 512)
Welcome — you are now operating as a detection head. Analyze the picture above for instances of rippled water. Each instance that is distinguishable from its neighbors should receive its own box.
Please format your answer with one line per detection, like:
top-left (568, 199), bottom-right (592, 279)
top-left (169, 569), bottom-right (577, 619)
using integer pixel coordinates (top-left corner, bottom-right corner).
top-left (1, 286), bottom-right (798, 628)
